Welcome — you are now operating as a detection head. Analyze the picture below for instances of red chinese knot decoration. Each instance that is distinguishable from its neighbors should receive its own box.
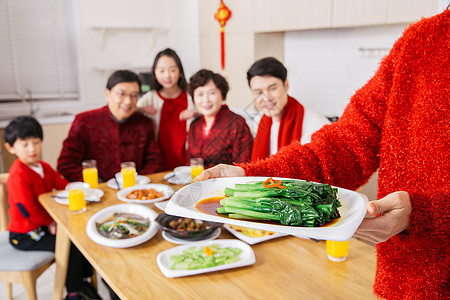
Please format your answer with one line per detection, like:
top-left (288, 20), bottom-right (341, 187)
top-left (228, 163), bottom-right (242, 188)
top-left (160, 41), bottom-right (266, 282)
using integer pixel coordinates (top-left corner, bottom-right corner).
top-left (215, 0), bottom-right (232, 69)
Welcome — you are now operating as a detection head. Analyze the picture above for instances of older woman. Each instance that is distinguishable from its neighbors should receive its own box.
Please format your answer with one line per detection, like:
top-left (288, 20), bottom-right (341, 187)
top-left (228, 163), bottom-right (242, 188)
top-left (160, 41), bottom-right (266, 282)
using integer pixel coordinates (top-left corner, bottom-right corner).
top-left (187, 69), bottom-right (253, 168)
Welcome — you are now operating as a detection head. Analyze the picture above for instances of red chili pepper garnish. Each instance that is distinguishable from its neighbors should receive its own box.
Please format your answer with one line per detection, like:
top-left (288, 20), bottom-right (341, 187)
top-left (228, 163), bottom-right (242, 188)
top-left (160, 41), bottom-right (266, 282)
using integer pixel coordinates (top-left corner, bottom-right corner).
top-left (263, 177), bottom-right (287, 189)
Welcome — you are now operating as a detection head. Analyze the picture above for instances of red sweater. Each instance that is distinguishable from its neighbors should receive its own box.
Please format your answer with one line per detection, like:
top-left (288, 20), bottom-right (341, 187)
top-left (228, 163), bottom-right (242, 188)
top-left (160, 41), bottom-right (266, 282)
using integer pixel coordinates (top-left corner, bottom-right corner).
top-left (8, 160), bottom-right (68, 233)
top-left (188, 105), bottom-right (253, 168)
top-left (242, 10), bottom-right (449, 299)
top-left (58, 106), bottom-right (161, 182)
top-left (158, 91), bottom-right (188, 170)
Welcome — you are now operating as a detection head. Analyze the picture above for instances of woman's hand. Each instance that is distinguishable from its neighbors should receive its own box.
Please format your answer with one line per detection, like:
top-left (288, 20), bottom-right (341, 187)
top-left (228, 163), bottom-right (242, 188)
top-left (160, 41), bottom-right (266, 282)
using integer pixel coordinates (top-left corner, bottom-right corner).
top-left (140, 105), bottom-right (158, 115)
top-left (179, 109), bottom-right (197, 121)
top-left (48, 221), bottom-right (57, 235)
top-left (194, 164), bottom-right (246, 181)
top-left (354, 191), bottom-right (412, 243)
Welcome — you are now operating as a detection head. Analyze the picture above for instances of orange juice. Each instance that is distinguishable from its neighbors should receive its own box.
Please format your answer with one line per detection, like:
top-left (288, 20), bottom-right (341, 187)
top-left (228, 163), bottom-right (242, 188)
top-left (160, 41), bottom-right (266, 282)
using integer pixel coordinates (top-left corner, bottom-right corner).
top-left (82, 167), bottom-right (98, 188)
top-left (326, 240), bottom-right (350, 262)
top-left (191, 165), bottom-right (204, 179)
top-left (121, 167), bottom-right (136, 188)
top-left (68, 189), bottom-right (86, 213)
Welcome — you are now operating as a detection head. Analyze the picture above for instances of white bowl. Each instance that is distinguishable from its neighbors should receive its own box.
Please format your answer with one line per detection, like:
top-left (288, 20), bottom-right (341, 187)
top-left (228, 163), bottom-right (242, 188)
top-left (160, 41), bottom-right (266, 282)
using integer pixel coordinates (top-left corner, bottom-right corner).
top-left (173, 166), bottom-right (191, 183)
top-left (86, 204), bottom-right (158, 248)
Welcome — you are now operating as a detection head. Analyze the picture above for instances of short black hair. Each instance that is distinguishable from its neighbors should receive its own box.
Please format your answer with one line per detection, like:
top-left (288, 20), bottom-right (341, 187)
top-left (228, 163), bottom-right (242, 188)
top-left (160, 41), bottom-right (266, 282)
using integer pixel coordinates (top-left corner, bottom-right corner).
top-left (188, 69), bottom-right (229, 100)
top-left (246, 57), bottom-right (287, 86)
top-left (151, 48), bottom-right (187, 91)
top-left (3, 116), bottom-right (43, 146)
top-left (106, 70), bottom-right (142, 92)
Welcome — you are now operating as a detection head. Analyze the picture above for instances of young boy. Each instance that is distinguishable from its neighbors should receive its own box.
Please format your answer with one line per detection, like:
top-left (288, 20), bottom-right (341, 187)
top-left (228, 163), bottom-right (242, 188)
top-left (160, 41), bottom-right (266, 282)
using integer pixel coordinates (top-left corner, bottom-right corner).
top-left (3, 116), bottom-right (100, 300)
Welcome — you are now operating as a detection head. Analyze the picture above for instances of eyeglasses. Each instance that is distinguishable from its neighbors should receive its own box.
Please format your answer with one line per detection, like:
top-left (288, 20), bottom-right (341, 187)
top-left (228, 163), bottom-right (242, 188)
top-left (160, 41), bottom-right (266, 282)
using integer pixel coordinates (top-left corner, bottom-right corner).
top-left (111, 90), bottom-right (140, 101)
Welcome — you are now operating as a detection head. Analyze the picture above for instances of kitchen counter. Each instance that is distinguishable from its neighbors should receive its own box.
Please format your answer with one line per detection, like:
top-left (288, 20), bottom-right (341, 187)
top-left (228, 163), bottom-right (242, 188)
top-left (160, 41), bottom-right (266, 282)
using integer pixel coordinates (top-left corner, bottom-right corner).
top-left (0, 112), bottom-right (75, 128)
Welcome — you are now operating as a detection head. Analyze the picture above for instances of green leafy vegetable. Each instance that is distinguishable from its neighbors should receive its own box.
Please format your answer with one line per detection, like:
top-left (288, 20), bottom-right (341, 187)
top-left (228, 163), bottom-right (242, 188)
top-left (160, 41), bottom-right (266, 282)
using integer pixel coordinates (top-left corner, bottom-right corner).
top-left (218, 179), bottom-right (341, 227)
top-left (170, 244), bottom-right (243, 270)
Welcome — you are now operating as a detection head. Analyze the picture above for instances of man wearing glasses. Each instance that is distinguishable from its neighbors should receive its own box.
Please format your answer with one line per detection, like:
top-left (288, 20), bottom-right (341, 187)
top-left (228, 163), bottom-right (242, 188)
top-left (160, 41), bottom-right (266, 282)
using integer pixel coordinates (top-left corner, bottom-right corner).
top-left (58, 70), bottom-right (161, 182)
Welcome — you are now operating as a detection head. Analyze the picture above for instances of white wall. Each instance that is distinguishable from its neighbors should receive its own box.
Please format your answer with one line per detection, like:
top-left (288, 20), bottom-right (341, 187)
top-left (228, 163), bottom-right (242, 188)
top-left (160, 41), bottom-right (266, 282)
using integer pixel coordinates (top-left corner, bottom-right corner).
top-left (76, 0), bottom-right (200, 111)
top-left (284, 23), bottom-right (406, 117)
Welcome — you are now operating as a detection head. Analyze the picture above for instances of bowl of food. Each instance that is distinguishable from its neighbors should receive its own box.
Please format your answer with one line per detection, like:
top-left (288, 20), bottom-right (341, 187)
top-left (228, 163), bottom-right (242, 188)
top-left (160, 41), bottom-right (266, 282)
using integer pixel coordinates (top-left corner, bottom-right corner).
top-left (116, 183), bottom-right (174, 204)
top-left (155, 213), bottom-right (222, 240)
top-left (86, 204), bottom-right (159, 248)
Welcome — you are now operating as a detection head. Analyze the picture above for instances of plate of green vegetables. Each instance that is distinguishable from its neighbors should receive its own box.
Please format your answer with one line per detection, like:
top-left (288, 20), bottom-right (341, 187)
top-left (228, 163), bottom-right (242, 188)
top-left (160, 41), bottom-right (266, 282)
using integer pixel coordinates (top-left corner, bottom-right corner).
top-left (165, 177), bottom-right (368, 241)
top-left (156, 239), bottom-right (255, 278)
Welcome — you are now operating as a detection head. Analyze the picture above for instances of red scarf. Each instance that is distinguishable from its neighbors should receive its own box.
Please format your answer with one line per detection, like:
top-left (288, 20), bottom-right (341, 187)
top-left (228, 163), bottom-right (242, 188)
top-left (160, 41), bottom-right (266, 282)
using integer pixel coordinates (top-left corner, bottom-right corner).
top-left (251, 96), bottom-right (304, 161)
top-left (158, 91), bottom-right (188, 170)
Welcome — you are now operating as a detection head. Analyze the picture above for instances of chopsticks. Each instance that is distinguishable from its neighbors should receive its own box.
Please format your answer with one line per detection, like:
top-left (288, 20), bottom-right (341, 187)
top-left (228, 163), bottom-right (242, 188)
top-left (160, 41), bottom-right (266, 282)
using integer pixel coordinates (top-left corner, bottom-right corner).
top-left (114, 175), bottom-right (122, 190)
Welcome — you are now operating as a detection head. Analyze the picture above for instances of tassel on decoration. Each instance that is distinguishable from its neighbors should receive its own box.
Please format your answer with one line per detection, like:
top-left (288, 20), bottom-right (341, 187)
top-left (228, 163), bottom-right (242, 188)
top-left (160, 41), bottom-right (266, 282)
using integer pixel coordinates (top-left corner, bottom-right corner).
top-left (215, 0), bottom-right (232, 70)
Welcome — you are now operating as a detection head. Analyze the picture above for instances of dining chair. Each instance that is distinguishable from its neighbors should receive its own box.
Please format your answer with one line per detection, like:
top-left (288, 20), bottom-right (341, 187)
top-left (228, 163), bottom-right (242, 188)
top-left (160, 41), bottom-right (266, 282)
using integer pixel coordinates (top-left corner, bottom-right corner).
top-left (0, 173), bottom-right (55, 300)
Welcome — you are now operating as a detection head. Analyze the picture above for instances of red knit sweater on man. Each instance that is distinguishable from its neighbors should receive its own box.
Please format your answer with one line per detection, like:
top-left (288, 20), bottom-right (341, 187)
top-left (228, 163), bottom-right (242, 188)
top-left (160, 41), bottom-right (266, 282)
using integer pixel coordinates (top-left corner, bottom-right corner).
top-left (242, 10), bottom-right (449, 299)
top-left (8, 160), bottom-right (68, 233)
top-left (58, 106), bottom-right (161, 182)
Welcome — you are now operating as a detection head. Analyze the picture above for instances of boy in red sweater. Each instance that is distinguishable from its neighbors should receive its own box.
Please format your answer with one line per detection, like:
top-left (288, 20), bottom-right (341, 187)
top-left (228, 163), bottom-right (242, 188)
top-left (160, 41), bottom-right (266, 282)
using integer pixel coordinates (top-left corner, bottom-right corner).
top-left (4, 116), bottom-right (100, 300)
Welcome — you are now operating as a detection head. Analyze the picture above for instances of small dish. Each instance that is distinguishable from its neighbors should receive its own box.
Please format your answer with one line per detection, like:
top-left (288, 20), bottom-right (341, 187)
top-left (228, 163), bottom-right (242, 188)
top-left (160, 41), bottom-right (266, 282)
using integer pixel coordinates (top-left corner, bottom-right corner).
top-left (86, 204), bottom-right (158, 248)
top-left (162, 227), bottom-right (221, 244)
top-left (54, 188), bottom-right (104, 205)
top-left (116, 184), bottom-right (174, 204)
top-left (107, 175), bottom-right (150, 190)
top-left (156, 239), bottom-right (255, 278)
top-left (164, 171), bottom-right (191, 185)
top-left (223, 224), bottom-right (288, 245)
top-left (155, 213), bottom-right (222, 239)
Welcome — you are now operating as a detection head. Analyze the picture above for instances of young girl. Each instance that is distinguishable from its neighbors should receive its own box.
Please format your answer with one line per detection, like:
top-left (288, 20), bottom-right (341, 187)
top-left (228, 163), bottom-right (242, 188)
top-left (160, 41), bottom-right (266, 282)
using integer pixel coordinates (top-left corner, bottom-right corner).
top-left (138, 48), bottom-right (196, 170)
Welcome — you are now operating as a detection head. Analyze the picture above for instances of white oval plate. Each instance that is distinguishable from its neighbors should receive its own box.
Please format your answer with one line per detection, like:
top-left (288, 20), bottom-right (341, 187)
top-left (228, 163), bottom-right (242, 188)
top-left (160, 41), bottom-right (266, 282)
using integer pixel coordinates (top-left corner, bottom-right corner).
top-left (162, 227), bottom-right (221, 245)
top-left (223, 224), bottom-right (288, 245)
top-left (165, 177), bottom-right (368, 241)
top-left (106, 175), bottom-right (150, 190)
top-left (116, 184), bottom-right (174, 204)
top-left (54, 188), bottom-right (104, 205)
top-left (156, 239), bottom-right (255, 278)
top-left (86, 204), bottom-right (158, 248)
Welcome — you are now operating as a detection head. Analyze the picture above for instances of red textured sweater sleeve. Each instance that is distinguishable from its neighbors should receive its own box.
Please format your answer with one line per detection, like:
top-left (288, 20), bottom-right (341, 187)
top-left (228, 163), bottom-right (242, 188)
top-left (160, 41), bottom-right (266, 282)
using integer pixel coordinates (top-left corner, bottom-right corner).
top-left (241, 55), bottom-right (393, 190)
top-left (57, 114), bottom-right (86, 182)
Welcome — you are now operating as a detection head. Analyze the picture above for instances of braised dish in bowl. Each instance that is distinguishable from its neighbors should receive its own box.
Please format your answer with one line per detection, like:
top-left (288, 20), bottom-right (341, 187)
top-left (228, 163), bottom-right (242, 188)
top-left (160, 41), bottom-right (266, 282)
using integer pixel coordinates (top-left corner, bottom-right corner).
top-left (155, 213), bottom-right (222, 240)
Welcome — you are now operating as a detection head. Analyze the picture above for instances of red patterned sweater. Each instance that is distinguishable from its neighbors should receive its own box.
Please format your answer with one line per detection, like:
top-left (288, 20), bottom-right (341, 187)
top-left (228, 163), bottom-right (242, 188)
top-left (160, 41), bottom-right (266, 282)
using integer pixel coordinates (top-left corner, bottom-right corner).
top-left (188, 105), bottom-right (253, 168)
top-left (242, 10), bottom-right (449, 299)
top-left (58, 106), bottom-right (161, 182)
top-left (8, 160), bottom-right (68, 233)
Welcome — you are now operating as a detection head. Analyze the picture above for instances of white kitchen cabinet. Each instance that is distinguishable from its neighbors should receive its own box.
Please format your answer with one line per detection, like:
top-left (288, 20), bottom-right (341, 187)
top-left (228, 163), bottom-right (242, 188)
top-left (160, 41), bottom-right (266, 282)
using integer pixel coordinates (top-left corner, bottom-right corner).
top-left (386, 0), bottom-right (439, 24)
top-left (332, 0), bottom-right (388, 27)
top-left (252, 0), bottom-right (332, 32)
top-left (332, 0), bottom-right (439, 28)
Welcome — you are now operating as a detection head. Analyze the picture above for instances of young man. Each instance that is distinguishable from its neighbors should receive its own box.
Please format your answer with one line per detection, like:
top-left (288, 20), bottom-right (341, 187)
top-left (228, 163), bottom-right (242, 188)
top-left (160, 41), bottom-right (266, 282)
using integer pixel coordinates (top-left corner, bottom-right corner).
top-left (58, 70), bottom-right (162, 182)
top-left (247, 57), bottom-right (330, 161)
top-left (4, 116), bottom-right (100, 300)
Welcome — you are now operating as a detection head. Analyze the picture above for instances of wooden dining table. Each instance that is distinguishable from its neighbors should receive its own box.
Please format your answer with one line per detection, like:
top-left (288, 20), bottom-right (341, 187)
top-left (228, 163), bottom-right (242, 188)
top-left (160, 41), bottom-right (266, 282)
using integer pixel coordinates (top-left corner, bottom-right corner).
top-left (39, 171), bottom-right (377, 300)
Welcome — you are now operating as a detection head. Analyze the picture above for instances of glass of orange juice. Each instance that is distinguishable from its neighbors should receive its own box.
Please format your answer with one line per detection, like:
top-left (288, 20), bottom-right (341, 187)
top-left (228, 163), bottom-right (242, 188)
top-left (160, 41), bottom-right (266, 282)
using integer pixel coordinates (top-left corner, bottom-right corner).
top-left (326, 240), bottom-right (350, 262)
top-left (82, 160), bottom-right (98, 188)
top-left (190, 158), bottom-right (204, 180)
top-left (121, 162), bottom-right (136, 188)
top-left (68, 189), bottom-right (86, 213)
